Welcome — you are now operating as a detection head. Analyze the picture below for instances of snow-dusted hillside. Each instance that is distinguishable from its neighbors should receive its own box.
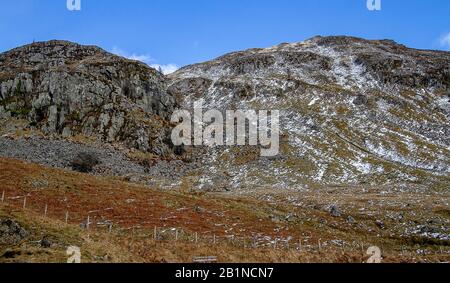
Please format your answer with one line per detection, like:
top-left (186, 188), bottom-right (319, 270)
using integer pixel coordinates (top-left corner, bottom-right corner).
top-left (168, 36), bottom-right (450, 191)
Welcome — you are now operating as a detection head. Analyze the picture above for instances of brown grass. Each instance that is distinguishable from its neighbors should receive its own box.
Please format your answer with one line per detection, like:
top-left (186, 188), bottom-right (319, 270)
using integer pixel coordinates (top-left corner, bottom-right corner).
top-left (0, 157), bottom-right (448, 263)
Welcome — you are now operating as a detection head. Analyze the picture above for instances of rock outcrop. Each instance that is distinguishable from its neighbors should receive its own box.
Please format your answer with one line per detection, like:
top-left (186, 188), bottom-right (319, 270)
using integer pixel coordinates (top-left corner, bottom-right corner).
top-left (0, 219), bottom-right (29, 245)
top-left (0, 40), bottom-right (175, 155)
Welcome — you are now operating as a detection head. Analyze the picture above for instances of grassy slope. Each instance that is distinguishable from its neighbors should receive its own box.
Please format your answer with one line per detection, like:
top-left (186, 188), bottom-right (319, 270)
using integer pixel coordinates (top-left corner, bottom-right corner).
top-left (0, 157), bottom-right (448, 263)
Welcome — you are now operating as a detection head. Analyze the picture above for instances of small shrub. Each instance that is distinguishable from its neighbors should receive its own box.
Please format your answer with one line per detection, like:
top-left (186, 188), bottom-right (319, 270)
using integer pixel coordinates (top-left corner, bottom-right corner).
top-left (10, 106), bottom-right (31, 117)
top-left (71, 152), bottom-right (100, 173)
top-left (174, 145), bottom-right (186, 156)
top-left (66, 111), bottom-right (81, 122)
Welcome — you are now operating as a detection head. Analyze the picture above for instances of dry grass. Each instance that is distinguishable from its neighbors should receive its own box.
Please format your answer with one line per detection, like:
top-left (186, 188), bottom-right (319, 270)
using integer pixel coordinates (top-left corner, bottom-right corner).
top-left (0, 157), bottom-right (448, 263)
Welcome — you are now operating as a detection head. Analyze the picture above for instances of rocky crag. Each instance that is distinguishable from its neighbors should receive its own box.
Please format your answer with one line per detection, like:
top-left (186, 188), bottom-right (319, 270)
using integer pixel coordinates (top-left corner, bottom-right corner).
top-left (0, 40), bottom-right (175, 155)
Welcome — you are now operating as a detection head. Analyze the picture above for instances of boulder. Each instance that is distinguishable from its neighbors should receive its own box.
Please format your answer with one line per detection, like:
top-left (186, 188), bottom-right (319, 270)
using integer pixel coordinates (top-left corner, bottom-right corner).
top-left (0, 219), bottom-right (29, 245)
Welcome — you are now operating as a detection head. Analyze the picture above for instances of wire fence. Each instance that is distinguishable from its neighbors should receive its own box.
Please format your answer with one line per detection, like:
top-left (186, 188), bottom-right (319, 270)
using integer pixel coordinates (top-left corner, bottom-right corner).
top-left (0, 189), bottom-right (391, 255)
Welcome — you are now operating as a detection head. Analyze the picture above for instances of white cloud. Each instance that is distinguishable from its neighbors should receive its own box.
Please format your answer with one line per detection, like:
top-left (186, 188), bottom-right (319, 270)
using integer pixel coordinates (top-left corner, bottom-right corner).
top-left (439, 32), bottom-right (450, 50)
top-left (149, 64), bottom-right (179, 75)
top-left (111, 46), bottom-right (179, 74)
top-left (111, 46), bottom-right (152, 64)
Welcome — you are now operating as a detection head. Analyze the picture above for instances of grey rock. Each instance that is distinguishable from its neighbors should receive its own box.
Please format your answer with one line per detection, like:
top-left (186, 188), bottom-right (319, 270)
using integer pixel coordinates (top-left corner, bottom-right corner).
top-left (285, 213), bottom-right (298, 222)
top-left (71, 152), bottom-right (101, 173)
top-left (0, 106), bottom-right (10, 119)
top-left (0, 219), bottom-right (29, 245)
top-left (329, 205), bottom-right (342, 217)
top-left (0, 40), bottom-right (176, 156)
top-left (346, 216), bottom-right (356, 224)
top-left (353, 95), bottom-right (368, 106)
top-left (269, 214), bottom-right (284, 223)
top-left (375, 220), bottom-right (386, 229)
top-left (195, 206), bottom-right (206, 214)
top-left (40, 235), bottom-right (54, 248)
top-left (418, 225), bottom-right (439, 234)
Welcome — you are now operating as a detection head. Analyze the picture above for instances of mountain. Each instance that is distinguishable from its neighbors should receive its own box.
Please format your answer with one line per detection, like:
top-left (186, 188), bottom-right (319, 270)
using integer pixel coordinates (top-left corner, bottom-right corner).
top-left (0, 37), bottom-right (449, 191)
top-left (168, 36), bottom-right (450, 191)
top-left (0, 37), bottom-right (449, 263)
top-left (0, 40), bottom-right (175, 156)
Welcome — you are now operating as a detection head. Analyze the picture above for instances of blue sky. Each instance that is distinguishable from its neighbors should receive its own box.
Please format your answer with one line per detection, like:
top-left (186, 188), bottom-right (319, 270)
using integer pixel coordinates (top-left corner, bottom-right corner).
top-left (1, 0), bottom-right (449, 72)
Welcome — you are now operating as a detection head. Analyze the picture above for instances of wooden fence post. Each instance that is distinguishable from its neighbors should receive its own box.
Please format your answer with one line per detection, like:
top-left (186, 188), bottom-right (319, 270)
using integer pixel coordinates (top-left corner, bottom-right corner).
top-left (65, 211), bottom-right (69, 224)
top-left (23, 197), bottom-right (27, 209)
top-left (44, 204), bottom-right (48, 216)
top-left (86, 216), bottom-right (90, 230)
top-left (154, 226), bottom-right (157, 240)
top-left (1, 190), bottom-right (4, 203)
top-left (175, 229), bottom-right (178, 241)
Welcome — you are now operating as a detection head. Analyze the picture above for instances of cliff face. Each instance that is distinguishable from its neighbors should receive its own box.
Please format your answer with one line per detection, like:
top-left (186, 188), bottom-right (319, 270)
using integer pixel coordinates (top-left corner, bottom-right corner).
top-left (0, 40), bottom-right (175, 155)
top-left (168, 36), bottom-right (450, 190)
